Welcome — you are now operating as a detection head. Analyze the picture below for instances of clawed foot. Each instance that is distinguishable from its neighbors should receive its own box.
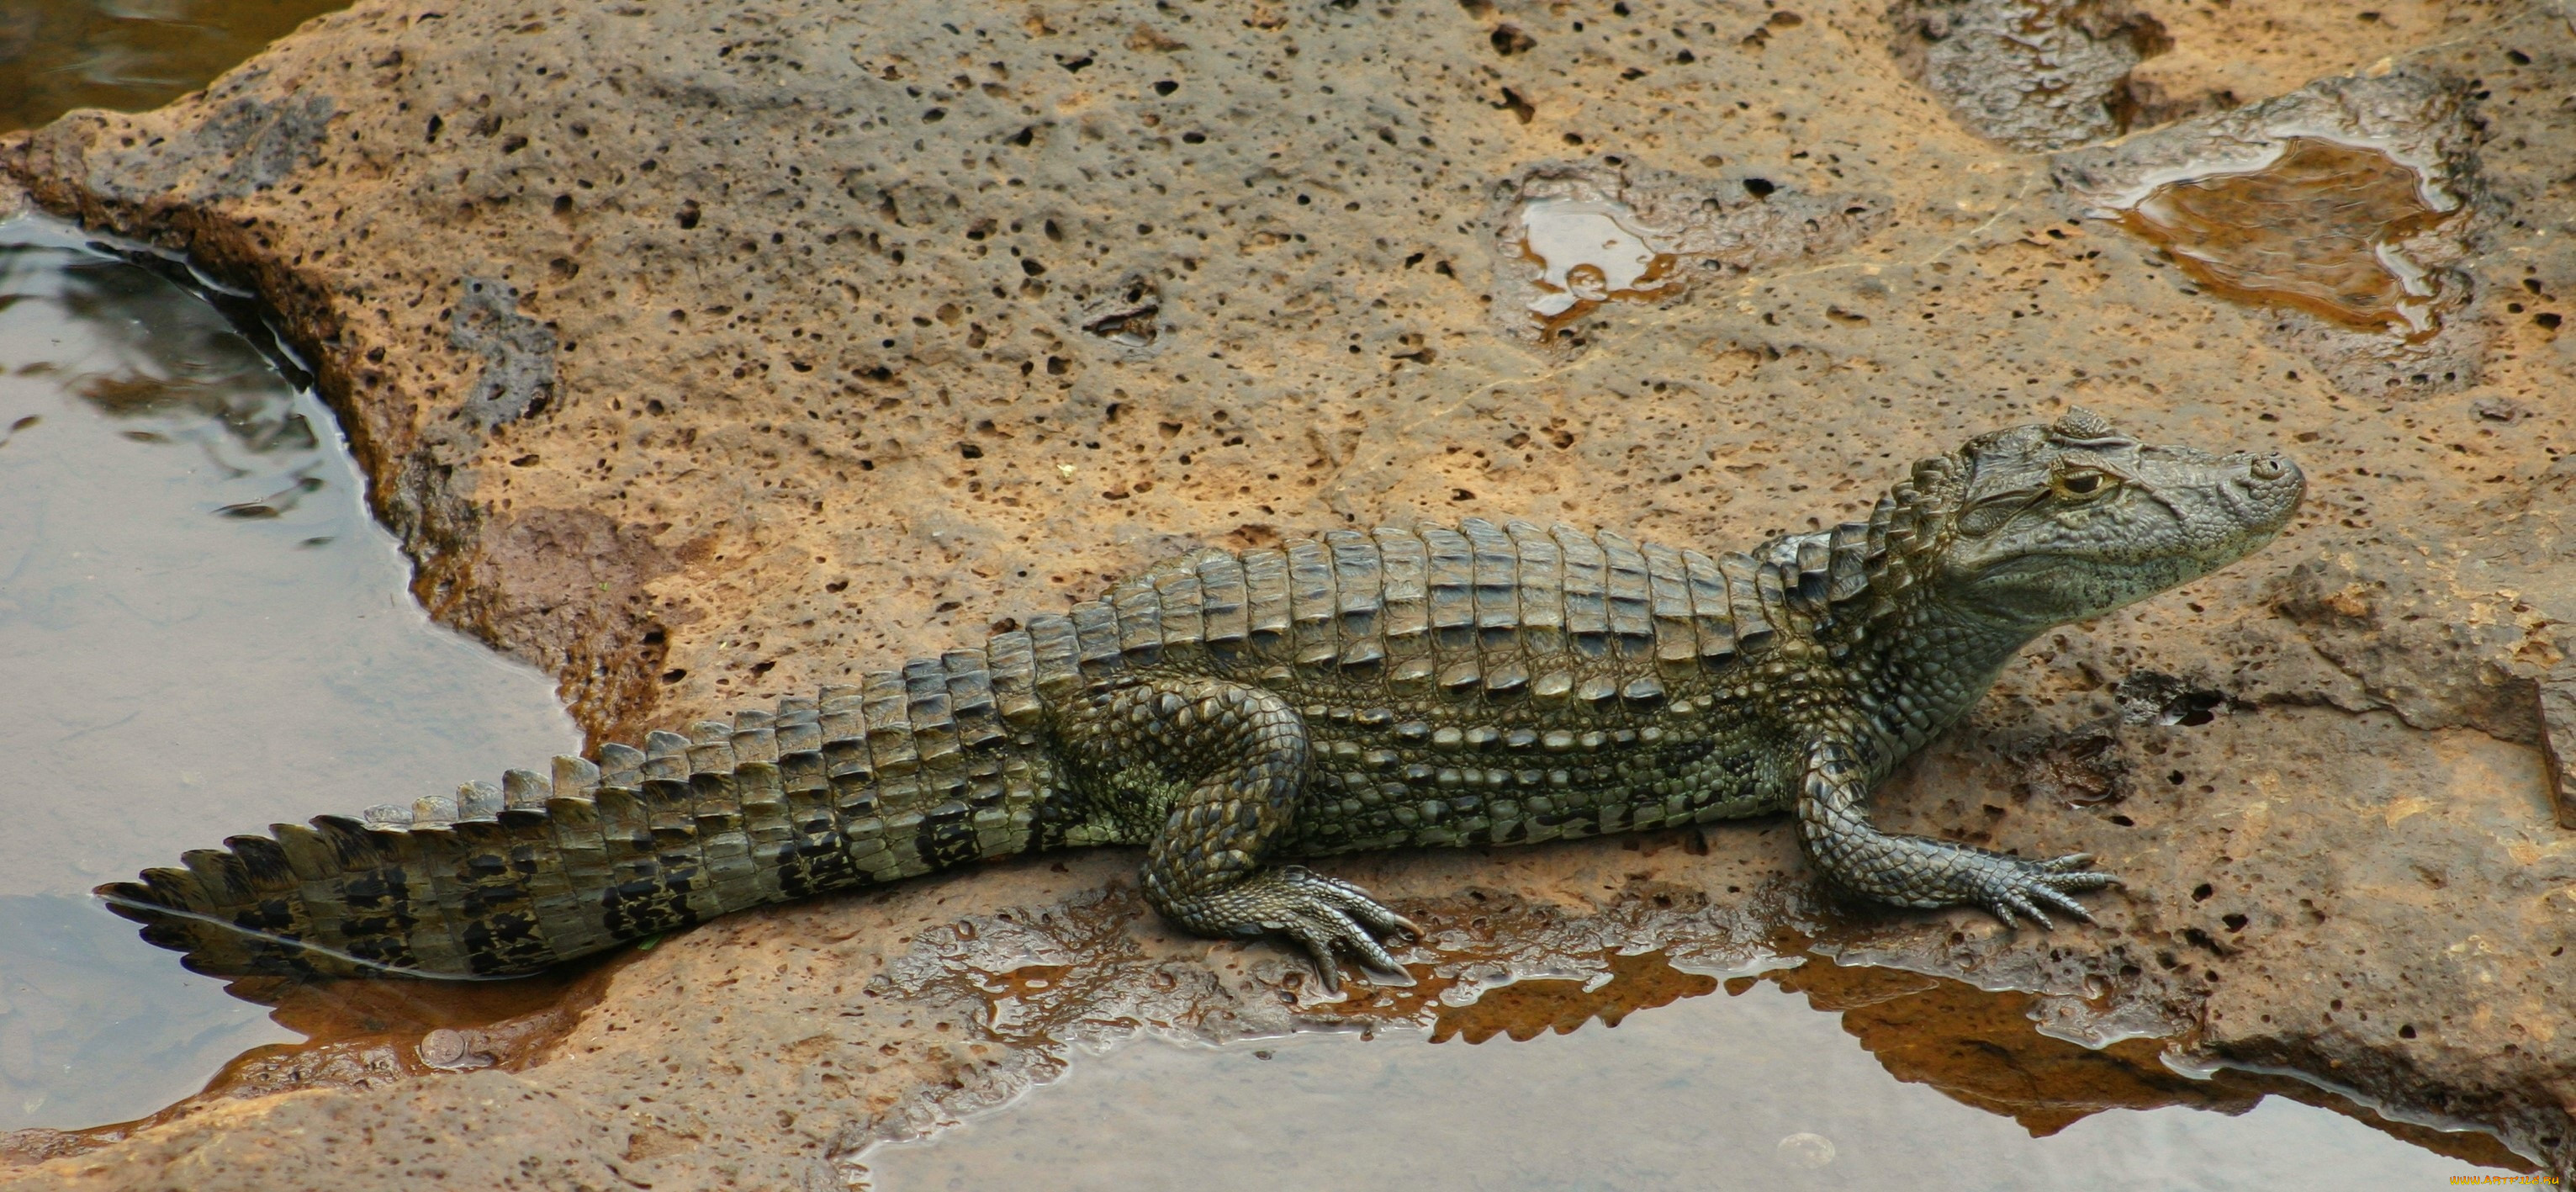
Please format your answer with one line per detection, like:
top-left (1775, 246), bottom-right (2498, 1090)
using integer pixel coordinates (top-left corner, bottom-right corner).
top-left (1260, 866), bottom-right (1421, 991)
top-left (1170, 866), bottom-right (1420, 991)
top-left (1957, 851), bottom-right (2119, 930)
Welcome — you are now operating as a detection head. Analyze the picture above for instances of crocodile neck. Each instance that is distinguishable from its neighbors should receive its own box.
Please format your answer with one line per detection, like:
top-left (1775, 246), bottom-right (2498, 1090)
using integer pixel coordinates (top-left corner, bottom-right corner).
top-left (1827, 461), bottom-right (2049, 765)
top-left (1865, 595), bottom-right (2039, 759)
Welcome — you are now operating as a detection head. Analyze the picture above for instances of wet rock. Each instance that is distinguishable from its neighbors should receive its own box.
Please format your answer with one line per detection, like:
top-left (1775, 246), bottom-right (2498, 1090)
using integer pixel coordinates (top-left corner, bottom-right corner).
top-left (1076, 278), bottom-right (1164, 353)
top-left (414, 1030), bottom-right (472, 1070)
top-left (2539, 671), bottom-right (2576, 830)
top-left (2115, 139), bottom-right (2461, 336)
top-left (1849, 703), bottom-right (2573, 1171)
top-left (445, 278), bottom-right (558, 431)
top-left (1888, 0), bottom-right (2172, 151)
top-left (1486, 158), bottom-right (1888, 347)
top-left (26, 1069), bottom-right (636, 1190)
top-left (2054, 66), bottom-right (2492, 395)
top-left (183, 95), bottom-right (338, 204)
top-left (2473, 395), bottom-right (2527, 422)
top-left (1775, 955), bottom-right (2520, 1168)
top-left (411, 506), bottom-right (680, 745)
top-left (2110, 671), bottom-right (2228, 728)
top-left (1, 0), bottom-right (2572, 1185)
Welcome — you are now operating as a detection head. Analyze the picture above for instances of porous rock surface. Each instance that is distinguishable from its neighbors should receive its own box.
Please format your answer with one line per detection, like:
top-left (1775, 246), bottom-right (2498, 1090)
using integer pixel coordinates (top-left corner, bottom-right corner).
top-left (3, 0), bottom-right (2573, 1185)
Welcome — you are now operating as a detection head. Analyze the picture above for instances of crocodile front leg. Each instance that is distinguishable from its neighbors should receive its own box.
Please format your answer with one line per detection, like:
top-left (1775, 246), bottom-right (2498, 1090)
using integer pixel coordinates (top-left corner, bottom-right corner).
top-left (1073, 677), bottom-right (1417, 989)
top-left (1796, 738), bottom-right (2118, 927)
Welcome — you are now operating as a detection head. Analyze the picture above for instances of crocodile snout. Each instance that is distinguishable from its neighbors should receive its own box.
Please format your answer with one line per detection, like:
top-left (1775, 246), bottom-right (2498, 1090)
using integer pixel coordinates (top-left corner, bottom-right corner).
top-left (2233, 451), bottom-right (2305, 529)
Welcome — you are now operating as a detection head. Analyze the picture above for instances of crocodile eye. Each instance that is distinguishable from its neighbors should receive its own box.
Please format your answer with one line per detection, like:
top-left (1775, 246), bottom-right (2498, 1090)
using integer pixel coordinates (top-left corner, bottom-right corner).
top-left (2052, 468), bottom-right (2116, 501)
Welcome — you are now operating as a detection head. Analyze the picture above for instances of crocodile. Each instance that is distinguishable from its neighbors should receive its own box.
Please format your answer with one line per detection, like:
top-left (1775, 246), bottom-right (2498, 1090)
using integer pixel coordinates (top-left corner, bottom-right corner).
top-left (101, 409), bottom-right (2304, 988)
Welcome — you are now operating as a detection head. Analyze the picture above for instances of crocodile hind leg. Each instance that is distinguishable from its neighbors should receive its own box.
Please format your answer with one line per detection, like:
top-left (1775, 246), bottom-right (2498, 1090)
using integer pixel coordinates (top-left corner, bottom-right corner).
top-left (1074, 676), bottom-right (1417, 989)
top-left (1797, 738), bottom-right (2118, 928)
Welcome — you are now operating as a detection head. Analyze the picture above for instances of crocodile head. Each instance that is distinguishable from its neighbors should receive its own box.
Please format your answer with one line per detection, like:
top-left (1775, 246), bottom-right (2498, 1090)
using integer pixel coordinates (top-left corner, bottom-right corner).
top-left (1908, 407), bottom-right (2304, 629)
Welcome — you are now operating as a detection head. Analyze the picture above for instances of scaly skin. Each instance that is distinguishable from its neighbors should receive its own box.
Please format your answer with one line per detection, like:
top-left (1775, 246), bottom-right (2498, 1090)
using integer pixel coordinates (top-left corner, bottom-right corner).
top-left (101, 410), bottom-right (2304, 988)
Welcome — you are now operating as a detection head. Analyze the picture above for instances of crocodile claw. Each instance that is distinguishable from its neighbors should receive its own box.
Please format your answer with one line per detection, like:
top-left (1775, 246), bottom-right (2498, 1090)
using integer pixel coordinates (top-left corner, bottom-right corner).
top-left (1246, 866), bottom-right (1418, 992)
top-left (1970, 851), bottom-right (2118, 930)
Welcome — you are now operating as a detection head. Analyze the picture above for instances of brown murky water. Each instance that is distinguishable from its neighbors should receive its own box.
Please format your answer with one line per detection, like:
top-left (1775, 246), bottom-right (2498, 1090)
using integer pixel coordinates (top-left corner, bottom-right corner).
top-left (0, 215), bottom-right (579, 1131)
top-left (0, 0), bottom-right (352, 135)
top-left (2118, 137), bottom-right (2462, 339)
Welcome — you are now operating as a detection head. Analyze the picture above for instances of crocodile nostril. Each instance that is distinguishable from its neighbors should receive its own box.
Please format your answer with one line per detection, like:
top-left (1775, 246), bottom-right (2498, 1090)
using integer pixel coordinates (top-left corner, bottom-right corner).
top-left (2249, 455), bottom-right (2284, 482)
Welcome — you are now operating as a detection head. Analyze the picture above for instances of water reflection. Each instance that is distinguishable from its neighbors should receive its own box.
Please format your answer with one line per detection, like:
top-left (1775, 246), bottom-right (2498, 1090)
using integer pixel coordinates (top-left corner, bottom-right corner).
top-left (1428, 948), bottom-right (1713, 1044)
top-left (862, 972), bottom-right (2489, 1191)
top-left (1516, 198), bottom-right (1679, 337)
top-left (866, 886), bottom-right (2529, 1186)
top-left (0, 895), bottom-right (275, 1128)
top-left (0, 215), bottom-right (578, 1132)
top-left (2116, 137), bottom-right (2461, 339)
top-left (0, 0), bottom-right (352, 134)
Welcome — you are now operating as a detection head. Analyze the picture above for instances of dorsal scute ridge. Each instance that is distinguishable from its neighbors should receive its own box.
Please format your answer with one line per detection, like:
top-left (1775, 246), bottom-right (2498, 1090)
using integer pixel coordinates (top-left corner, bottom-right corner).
top-left (643, 729), bottom-right (690, 759)
top-left (596, 742), bottom-right (646, 787)
top-left (1849, 451), bottom-right (1969, 628)
top-left (456, 781), bottom-right (503, 822)
top-left (423, 489), bottom-right (1967, 834)
top-left (551, 755), bottom-right (600, 799)
top-left (124, 474), bottom-right (1974, 959)
top-left (411, 792), bottom-right (458, 827)
top-left (501, 769), bottom-right (550, 810)
top-left (1826, 522), bottom-right (1872, 605)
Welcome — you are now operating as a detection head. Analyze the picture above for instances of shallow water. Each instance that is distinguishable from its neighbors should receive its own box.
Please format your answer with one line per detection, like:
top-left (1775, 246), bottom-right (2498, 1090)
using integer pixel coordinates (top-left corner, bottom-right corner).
top-left (0, 0), bottom-right (352, 134)
top-left (856, 905), bottom-right (2526, 1189)
top-left (864, 977), bottom-right (2477, 1191)
top-left (0, 215), bottom-right (578, 1131)
top-left (1518, 198), bottom-right (1678, 334)
top-left (2117, 137), bottom-right (2459, 339)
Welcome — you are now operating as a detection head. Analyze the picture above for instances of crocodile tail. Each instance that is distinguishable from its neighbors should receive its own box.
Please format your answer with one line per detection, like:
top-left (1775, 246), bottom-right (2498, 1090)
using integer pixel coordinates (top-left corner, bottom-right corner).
top-left (98, 643), bottom-right (1065, 978)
